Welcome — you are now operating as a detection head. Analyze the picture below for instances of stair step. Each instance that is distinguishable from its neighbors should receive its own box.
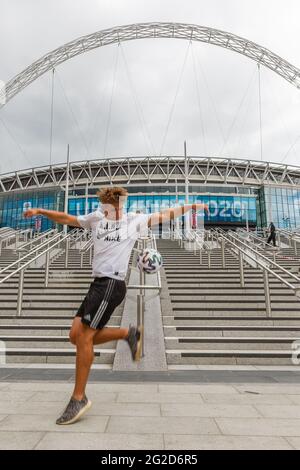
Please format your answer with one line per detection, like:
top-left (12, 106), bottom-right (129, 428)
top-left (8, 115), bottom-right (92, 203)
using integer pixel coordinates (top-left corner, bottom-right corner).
top-left (163, 316), bottom-right (300, 326)
top-left (2, 348), bottom-right (115, 364)
top-left (166, 349), bottom-right (297, 365)
top-left (0, 336), bottom-right (116, 348)
top-left (164, 325), bottom-right (300, 337)
top-left (165, 336), bottom-right (298, 350)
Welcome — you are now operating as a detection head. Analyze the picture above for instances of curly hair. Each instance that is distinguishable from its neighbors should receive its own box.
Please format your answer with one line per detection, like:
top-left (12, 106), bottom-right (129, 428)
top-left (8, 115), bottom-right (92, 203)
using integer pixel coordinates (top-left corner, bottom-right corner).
top-left (97, 186), bottom-right (128, 205)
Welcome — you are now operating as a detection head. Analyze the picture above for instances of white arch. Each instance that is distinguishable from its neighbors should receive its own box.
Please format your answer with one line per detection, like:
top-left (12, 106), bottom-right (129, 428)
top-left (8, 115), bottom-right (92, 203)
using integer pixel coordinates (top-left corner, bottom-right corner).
top-left (1, 22), bottom-right (300, 107)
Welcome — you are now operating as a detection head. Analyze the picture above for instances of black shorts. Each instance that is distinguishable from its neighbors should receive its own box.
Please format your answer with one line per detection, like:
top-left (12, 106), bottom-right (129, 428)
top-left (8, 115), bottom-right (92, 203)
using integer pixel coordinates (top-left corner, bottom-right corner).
top-left (76, 277), bottom-right (127, 329)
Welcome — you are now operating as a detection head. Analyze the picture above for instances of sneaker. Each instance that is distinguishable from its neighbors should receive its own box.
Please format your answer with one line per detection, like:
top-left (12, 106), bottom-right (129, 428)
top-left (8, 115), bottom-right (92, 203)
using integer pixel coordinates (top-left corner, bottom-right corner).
top-left (126, 324), bottom-right (143, 361)
top-left (56, 395), bottom-right (92, 425)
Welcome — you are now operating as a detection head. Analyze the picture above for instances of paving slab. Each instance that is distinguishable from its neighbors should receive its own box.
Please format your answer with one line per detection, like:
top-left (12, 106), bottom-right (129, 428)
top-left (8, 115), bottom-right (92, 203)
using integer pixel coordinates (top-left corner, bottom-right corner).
top-left (1, 380), bottom-right (300, 449)
top-left (164, 434), bottom-right (293, 450)
top-left (288, 395), bottom-right (300, 405)
top-left (201, 393), bottom-right (294, 405)
top-left (216, 417), bottom-right (300, 437)
top-left (0, 414), bottom-right (108, 433)
top-left (0, 431), bottom-right (46, 450)
top-left (254, 405), bottom-right (300, 419)
top-left (30, 390), bottom-right (118, 403)
top-left (106, 416), bottom-right (219, 435)
top-left (235, 384), bottom-right (300, 395)
top-left (0, 390), bottom-right (36, 402)
top-left (161, 403), bottom-right (260, 418)
top-left (86, 403), bottom-right (160, 417)
top-left (285, 437), bottom-right (300, 450)
top-left (117, 392), bottom-right (204, 404)
top-left (35, 432), bottom-right (164, 450)
top-left (158, 384), bottom-right (238, 394)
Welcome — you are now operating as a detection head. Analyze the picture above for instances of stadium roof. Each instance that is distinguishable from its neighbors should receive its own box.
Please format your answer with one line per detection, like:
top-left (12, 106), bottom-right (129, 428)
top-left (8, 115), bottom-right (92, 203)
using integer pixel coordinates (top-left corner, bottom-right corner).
top-left (1, 156), bottom-right (300, 194)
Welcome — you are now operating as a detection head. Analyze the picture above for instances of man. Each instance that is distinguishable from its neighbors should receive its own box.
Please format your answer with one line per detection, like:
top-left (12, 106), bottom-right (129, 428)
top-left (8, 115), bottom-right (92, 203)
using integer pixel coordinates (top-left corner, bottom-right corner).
top-left (267, 221), bottom-right (276, 247)
top-left (24, 186), bottom-right (207, 425)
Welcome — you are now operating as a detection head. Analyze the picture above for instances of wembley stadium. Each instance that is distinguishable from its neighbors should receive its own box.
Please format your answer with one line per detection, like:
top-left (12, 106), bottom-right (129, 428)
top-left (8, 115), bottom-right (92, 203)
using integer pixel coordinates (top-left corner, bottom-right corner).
top-left (1, 154), bottom-right (300, 232)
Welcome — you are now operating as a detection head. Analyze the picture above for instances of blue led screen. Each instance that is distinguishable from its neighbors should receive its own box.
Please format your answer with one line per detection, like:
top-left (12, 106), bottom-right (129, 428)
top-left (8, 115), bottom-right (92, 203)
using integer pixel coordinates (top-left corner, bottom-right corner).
top-left (68, 194), bottom-right (257, 225)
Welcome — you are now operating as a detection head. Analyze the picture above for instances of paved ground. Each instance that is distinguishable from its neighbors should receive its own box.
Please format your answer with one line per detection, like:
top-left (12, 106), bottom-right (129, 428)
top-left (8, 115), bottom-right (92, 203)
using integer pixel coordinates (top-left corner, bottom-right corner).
top-left (1, 374), bottom-right (300, 449)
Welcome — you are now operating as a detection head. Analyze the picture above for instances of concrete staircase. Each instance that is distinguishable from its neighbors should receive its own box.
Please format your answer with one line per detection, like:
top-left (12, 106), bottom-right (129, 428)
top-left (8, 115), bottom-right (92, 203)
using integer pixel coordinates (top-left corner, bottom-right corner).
top-left (0, 248), bottom-right (19, 268)
top-left (157, 238), bottom-right (300, 367)
top-left (0, 248), bottom-right (124, 365)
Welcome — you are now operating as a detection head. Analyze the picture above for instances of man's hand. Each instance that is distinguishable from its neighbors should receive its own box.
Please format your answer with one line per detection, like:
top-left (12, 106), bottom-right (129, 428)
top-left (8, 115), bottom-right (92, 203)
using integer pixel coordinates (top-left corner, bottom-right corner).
top-left (23, 208), bottom-right (80, 227)
top-left (24, 208), bottom-right (40, 218)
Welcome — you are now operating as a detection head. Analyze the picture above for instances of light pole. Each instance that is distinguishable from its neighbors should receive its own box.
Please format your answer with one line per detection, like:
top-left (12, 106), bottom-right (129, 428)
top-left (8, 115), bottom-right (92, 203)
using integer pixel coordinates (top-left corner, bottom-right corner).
top-left (184, 141), bottom-right (190, 231)
top-left (63, 144), bottom-right (70, 235)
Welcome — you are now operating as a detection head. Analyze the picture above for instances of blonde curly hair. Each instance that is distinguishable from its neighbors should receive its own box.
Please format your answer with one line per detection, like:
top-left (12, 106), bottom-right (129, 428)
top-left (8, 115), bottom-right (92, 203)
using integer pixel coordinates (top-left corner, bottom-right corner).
top-left (97, 186), bottom-right (128, 205)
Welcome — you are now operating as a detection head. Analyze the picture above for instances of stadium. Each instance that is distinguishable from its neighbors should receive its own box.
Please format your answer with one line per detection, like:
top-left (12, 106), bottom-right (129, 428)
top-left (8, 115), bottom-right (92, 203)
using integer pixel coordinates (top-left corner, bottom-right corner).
top-left (1, 10), bottom-right (300, 451)
top-left (1, 22), bottom-right (300, 234)
top-left (2, 155), bottom-right (300, 232)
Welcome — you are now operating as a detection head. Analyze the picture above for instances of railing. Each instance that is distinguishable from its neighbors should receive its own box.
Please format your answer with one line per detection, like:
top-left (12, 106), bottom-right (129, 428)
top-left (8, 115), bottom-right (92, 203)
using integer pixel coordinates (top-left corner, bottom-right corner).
top-left (127, 233), bottom-right (162, 357)
top-left (276, 229), bottom-right (300, 254)
top-left (0, 229), bottom-right (79, 315)
top-left (0, 231), bottom-right (66, 275)
top-left (0, 228), bottom-right (32, 253)
top-left (236, 228), bottom-right (280, 260)
top-left (79, 237), bottom-right (93, 268)
top-left (16, 228), bottom-right (57, 254)
top-left (210, 228), bottom-right (300, 316)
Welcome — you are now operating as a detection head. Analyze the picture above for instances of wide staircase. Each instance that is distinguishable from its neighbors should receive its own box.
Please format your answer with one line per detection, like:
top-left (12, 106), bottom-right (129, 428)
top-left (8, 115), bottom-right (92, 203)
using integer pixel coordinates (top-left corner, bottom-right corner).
top-left (157, 238), bottom-right (300, 367)
top-left (0, 246), bottom-right (124, 366)
top-left (2, 231), bottom-right (300, 368)
top-left (0, 249), bottom-right (19, 268)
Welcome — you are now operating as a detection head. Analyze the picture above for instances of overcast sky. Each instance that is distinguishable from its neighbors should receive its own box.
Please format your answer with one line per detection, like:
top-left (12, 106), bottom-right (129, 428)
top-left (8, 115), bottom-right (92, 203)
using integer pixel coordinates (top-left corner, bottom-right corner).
top-left (0, 0), bottom-right (300, 175)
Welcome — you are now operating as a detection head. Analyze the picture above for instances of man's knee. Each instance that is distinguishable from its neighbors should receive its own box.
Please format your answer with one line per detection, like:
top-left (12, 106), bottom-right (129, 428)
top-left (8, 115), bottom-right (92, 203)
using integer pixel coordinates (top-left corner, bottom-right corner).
top-left (76, 324), bottom-right (95, 347)
top-left (69, 329), bottom-right (77, 345)
top-left (69, 317), bottom-right (83, 345)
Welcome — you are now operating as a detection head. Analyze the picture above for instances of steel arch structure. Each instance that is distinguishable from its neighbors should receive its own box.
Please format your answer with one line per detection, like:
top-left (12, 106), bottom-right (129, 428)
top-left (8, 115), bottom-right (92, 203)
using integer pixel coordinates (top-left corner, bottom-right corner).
top-left (1, 22), bottom-right (300, 106)
top-left (1, 156), bottom-right (300, 193)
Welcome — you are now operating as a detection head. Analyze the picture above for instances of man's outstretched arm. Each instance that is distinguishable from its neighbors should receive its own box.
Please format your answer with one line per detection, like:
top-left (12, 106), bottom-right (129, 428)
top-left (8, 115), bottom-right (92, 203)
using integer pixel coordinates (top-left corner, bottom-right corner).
top-left (24, 208), bottom-right (81, 227)
top-left (148, 203), bottom-right (208, 227)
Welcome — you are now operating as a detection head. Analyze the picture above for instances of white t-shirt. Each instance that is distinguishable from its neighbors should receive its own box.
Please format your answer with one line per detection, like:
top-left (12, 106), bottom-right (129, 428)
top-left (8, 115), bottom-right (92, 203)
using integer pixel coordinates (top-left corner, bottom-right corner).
top-left (77, 210), bottom-right (150, 280)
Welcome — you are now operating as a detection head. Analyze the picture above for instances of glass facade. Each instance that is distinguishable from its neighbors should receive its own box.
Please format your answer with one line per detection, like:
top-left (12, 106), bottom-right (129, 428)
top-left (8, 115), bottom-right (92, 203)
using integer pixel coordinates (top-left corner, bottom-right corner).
top-left (68, 194), bottom-right (257, 226)
top-left (258, 186), bottom-right (300, 229)
top-left (0, 190), bottom-right (64, 231)
top-left (6, 183), bottom-right (300, 231)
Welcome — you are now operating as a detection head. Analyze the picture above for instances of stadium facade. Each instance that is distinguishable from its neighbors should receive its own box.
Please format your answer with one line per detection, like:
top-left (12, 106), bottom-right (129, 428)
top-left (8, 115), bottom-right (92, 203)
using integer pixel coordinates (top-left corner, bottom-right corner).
top-left (0, 155), bottom-right (300, 232)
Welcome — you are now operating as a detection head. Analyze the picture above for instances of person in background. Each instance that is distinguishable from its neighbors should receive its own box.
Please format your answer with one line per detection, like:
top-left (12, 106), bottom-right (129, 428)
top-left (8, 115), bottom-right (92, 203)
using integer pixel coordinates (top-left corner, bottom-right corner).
top-left (267, 221), bottom-right (277, 247)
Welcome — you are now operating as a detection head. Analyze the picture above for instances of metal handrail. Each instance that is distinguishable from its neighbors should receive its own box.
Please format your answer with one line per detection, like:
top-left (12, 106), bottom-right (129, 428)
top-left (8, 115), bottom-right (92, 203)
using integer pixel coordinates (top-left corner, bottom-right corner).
top-left (79, 236), bottom-right (93, 268)
top-left (0, 229), bottom-right (78, 315)
top-left (0, 228), bottom-right (16, 239)
top-left (127, 233), bottom-right (162, 357)
top-left (276, 229), bottom-right (293, 240)
top-left (276, 228), bottom-right (300, 249)
top-left (188, 229), bottom-right (214, 267)
top-left (0, 231), bottom-right (64, 275)
top-left (210, 229), bottom-right (300, 316)
top-left (16, 228), bottom-right (57, 252)
top-left (225, 229), bottom-right (300, 283)
top-left (237, 228), bottom-right (278, 251)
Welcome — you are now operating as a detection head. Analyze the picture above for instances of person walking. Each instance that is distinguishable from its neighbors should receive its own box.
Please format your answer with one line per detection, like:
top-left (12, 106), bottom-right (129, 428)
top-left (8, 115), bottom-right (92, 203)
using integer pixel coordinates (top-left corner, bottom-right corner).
top-left (267, 222), bottom-right (277, 247)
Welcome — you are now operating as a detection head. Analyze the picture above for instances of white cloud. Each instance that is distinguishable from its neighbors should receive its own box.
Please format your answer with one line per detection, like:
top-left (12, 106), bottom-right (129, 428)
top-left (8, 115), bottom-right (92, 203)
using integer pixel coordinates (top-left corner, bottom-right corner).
top-left (0, 0), bottom-right (300, 174)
